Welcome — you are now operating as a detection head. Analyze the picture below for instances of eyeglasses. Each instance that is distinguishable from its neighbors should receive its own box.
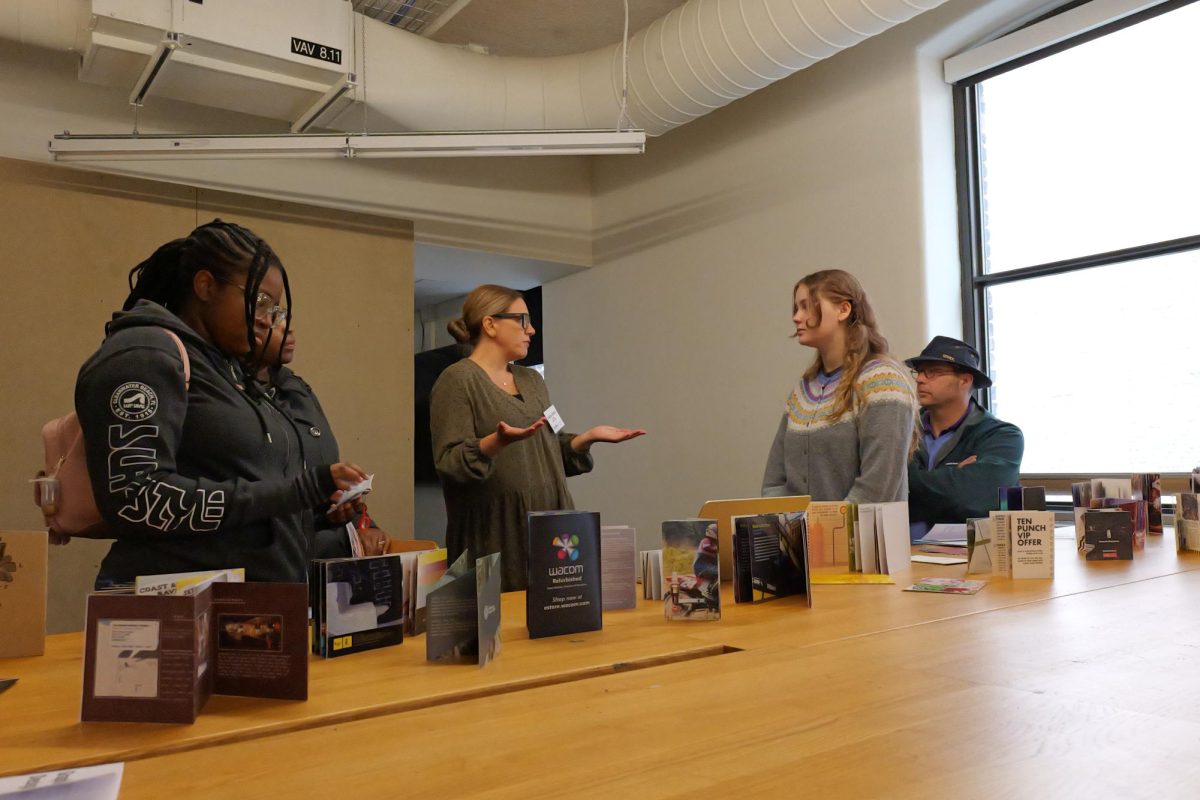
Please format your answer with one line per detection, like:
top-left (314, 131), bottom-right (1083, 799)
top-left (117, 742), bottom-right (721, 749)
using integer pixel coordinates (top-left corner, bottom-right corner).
top-left (216, 277), bottom-right (288, 325)
top-left (491, 312), bottom-right (533, 330)
top-left (909, 365), bottom-right (959, 379)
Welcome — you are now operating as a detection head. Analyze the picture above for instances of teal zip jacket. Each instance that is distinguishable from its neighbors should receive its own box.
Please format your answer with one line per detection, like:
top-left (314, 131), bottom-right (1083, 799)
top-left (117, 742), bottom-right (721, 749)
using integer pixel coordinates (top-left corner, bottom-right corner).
top-left (908, 403), bottom-right (1024, 525)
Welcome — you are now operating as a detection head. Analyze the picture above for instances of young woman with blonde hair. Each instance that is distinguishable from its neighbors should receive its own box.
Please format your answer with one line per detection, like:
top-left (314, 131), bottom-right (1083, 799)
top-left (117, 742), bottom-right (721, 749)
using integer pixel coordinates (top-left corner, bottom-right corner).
top-left (431, 284), bottom-right (644, 591)
top-left (761, 269), bottom-right (916, 503)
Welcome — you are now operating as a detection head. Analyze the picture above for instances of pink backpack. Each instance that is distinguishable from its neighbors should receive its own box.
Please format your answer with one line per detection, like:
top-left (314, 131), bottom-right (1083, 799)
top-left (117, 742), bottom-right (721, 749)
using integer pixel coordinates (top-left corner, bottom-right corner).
top-left (35, 328), bottom-right (191, 544)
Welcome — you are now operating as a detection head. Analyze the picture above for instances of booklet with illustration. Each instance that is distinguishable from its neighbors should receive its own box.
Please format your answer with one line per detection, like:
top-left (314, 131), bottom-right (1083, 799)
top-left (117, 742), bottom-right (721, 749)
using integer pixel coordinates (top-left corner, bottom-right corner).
top-left (1113, 499), bottom-right (1148, 550)
top-left (853, 501), bottom-right (910, 575)
top-left (1082, 509), bottom-right (1133, 561)
top-left (0, 762), bottom-right (124, 800)
top-left (997, 486), bottom-right (1047, 512)
top-left (134, 568), bottom-right (245, 596)
top-left (311, 554), bottom-right (404, 658)
top-left (731, 511), bottom-right (811, 606)
top-left (1132, 473), bottom-right (1163, 534)
top-left (414, 548), bottom-right (449, 634)
top-left (966, 517), bottom-right (992, 574)
top-left (916, 523), bottom-right (967, 546)
top-left (82, 581), bottom-right (307, 723)
top-left (526, 511), bottom-right (603, 638)
top-left (662, 519), bottom-right (721, 621)
top-left (1091, 478), bottom-right (1132, 503)
top-left (0, 531), bottom-right (47, 659)
top-left (1175, 493), bottom-right (1200, 552)
top-left (393, 547), bottom-right (438, 636)
top-left (904, 577), bottom-right (986, 595)
top-left (806, 501), bottom-right (853, 568)
top-left (600, 525), bottom-right (637, 610)
top-left (210, 582), bottom-right (308, 701)
top-left (425, 551), bottom-right (501, 666)
top-left (640, 549), bottom-right (664, 600)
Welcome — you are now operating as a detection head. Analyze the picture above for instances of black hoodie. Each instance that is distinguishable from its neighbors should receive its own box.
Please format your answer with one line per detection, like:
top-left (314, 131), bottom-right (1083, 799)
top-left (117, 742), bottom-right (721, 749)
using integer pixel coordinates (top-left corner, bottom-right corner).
top-left (267, 365), bottom-right (355, 559)
top-left (75, 300), bottom-right (336, 583)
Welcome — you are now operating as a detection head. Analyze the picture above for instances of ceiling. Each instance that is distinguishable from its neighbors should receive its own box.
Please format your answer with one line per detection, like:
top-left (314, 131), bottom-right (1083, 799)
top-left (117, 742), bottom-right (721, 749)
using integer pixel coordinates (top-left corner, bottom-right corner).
top-left (354, 2), bottom-right (679, 311)
top-left (413, 243), bottom-right (586, 308)
top-left (357, 0), bottom-right (688, 57)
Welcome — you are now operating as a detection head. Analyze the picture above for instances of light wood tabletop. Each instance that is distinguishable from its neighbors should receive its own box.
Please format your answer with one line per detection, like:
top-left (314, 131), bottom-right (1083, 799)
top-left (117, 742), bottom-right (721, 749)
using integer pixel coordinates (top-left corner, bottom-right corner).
top-left (117, 563), bottom-right (1200, 799)
top-left (2, 528), bottom-right (1196, 787)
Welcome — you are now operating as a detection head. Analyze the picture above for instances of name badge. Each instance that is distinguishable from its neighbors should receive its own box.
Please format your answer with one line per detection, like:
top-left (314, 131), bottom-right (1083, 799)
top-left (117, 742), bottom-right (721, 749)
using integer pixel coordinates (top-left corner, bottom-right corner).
top-left (543, 405), bottom-right (566, 434)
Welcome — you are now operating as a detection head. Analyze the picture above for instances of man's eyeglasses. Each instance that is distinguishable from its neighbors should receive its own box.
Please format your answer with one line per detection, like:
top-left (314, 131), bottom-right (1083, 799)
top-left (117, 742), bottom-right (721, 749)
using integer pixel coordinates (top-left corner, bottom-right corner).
top-left (217, 277), bottom-right (288, 325)
top-left (491, 312), bottom-right (533, 330)
top-left (909, 365), bottom-right (959, 380)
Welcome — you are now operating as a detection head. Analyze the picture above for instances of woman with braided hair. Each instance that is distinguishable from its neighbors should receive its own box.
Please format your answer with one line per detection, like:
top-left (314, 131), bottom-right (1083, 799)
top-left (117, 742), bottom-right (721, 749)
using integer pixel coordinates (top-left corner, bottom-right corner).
top-left (76, 219), bottom-right (368, 587)
top-left (761, 269), bottom-right (917, 504)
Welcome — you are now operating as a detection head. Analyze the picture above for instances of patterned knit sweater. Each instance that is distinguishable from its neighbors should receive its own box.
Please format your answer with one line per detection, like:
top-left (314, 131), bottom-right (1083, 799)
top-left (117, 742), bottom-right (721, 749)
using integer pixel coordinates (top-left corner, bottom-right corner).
top-left (761, 358), bottom-right (916, 504)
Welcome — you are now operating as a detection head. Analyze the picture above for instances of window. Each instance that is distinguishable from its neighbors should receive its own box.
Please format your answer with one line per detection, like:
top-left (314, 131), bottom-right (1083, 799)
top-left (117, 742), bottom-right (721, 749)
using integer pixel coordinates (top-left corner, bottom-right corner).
top-left (955, 0), bottom-right (1200, 474)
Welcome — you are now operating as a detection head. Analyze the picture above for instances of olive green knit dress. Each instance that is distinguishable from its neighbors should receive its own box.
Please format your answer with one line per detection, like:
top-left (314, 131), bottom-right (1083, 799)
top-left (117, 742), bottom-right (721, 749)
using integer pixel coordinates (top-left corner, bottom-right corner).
top-left (430, 359), bottom-right (593, 591)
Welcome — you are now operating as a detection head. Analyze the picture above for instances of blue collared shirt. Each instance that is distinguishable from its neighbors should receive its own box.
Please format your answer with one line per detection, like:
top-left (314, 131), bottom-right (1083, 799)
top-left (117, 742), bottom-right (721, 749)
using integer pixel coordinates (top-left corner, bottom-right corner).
top-left (910, 400), bottom-right (974, 541)
top-left (921, 399), bottom-right (974, 470)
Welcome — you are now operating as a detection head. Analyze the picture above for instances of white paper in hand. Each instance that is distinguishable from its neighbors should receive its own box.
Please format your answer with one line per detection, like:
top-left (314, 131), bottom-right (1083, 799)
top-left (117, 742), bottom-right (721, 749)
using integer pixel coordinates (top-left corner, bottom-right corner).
top-left (347, 522), bottom-right (364, 558)
top-left (331, 473), bottom-right (374, 511)
top-left (543, 405), bottom-right (566, 434)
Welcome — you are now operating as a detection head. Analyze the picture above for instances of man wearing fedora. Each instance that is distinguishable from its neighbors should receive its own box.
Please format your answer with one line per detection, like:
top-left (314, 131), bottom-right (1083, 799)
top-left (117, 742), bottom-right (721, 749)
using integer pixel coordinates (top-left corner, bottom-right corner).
top-left (905, 336), bottom-right (1024, 541)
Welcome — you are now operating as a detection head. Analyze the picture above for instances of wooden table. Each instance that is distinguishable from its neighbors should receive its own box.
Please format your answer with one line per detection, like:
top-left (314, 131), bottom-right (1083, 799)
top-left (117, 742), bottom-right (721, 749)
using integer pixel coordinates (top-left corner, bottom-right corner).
top-left (3, 529), bottom-right (1196, 795)
top-left (118, 565), bottom-right (1200, 799)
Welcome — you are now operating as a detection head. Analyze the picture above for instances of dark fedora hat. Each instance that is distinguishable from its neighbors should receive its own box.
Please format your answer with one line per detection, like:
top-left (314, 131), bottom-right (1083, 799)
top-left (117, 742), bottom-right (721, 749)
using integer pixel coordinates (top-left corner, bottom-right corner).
top-left (904, 335), bottom-right (992, 388)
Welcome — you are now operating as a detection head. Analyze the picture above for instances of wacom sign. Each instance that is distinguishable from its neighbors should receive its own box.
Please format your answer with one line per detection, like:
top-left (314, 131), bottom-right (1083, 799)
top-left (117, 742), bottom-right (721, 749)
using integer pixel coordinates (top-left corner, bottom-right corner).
top-left (290, 36), bottom-right (342, 65)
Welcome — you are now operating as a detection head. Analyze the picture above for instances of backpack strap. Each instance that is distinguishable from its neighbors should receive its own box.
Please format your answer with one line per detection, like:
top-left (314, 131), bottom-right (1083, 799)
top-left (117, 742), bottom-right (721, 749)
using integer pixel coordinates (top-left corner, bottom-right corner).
top-left (158, 327), bottom-right (191, 390)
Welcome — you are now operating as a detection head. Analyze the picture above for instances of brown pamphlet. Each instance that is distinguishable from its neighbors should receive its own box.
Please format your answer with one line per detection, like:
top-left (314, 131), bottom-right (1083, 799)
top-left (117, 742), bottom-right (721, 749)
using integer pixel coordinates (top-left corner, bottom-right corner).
top-left (82, 582), bottom-right (307, 723)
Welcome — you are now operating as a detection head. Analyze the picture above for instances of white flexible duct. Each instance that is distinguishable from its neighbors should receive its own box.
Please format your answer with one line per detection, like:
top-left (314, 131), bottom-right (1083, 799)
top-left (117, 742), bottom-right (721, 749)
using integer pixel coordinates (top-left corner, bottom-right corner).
top-left (0, 0), bottom-right (90, 53)
top-left (347, 0), bottom-right (949, 136)
top-left (0, 0), bottom-right (948, 137)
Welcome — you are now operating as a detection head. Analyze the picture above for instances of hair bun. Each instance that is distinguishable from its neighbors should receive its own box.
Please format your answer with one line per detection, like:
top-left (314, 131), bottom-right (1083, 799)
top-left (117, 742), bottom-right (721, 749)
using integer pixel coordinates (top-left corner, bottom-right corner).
top-left (446, 318), bottom-right (471, 344)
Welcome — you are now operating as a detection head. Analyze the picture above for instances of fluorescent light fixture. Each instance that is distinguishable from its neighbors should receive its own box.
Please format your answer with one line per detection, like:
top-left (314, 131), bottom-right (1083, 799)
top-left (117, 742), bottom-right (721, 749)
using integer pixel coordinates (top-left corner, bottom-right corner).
top-left (291, 74), bottom-right (358, 134)
top-left (130, 34), bottom-right (179, 107)
top-left (48, 129), bottom-right (646, 160)
top-left (349, 130), bottom-right (646, 158)
top-left (49, 134), bottom-right (351, 161)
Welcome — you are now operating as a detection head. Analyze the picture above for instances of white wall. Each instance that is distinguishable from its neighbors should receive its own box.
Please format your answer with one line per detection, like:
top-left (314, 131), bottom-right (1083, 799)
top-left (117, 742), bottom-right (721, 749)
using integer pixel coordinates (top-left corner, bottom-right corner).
top-left (542, 0), bottom-right (1054, 552)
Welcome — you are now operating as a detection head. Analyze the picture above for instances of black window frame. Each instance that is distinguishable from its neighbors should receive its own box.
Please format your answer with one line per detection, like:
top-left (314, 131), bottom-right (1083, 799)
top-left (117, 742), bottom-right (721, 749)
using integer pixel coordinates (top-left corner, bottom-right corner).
top-left (954, 0), bottom-right (1200, 483)
top-left (955, 0), bottom-right (1200, 489)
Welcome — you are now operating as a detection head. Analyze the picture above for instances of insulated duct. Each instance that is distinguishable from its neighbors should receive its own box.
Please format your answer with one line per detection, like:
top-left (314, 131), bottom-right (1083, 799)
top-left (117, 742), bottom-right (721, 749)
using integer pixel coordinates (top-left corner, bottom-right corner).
top-left (1, 0), bottom-right (948, 137)
top-left (0, 0), bottom-right (90, 52)
top-left (336, 0), bottom-right (949, 136)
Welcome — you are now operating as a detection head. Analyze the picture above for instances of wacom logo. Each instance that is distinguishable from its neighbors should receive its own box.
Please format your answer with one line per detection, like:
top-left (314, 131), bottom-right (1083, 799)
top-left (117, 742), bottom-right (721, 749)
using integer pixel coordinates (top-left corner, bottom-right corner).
top-left (552, 534), bottom-right (580, 561)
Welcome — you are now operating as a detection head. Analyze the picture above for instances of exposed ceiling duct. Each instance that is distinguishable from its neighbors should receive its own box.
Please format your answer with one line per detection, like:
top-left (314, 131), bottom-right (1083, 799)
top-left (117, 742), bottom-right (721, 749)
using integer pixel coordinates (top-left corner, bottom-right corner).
top-left (1, 0), bottom-right (950, 139)
top-left (334, 0), bottom-right (952, 136)
top-left (0, 0), bottom-right (91, 51)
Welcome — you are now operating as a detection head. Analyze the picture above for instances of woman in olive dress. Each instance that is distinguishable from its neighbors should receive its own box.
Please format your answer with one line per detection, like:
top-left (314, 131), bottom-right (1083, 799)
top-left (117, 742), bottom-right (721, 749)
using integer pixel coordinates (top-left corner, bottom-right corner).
top-left (430, 284), bottom-right (644, 591)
